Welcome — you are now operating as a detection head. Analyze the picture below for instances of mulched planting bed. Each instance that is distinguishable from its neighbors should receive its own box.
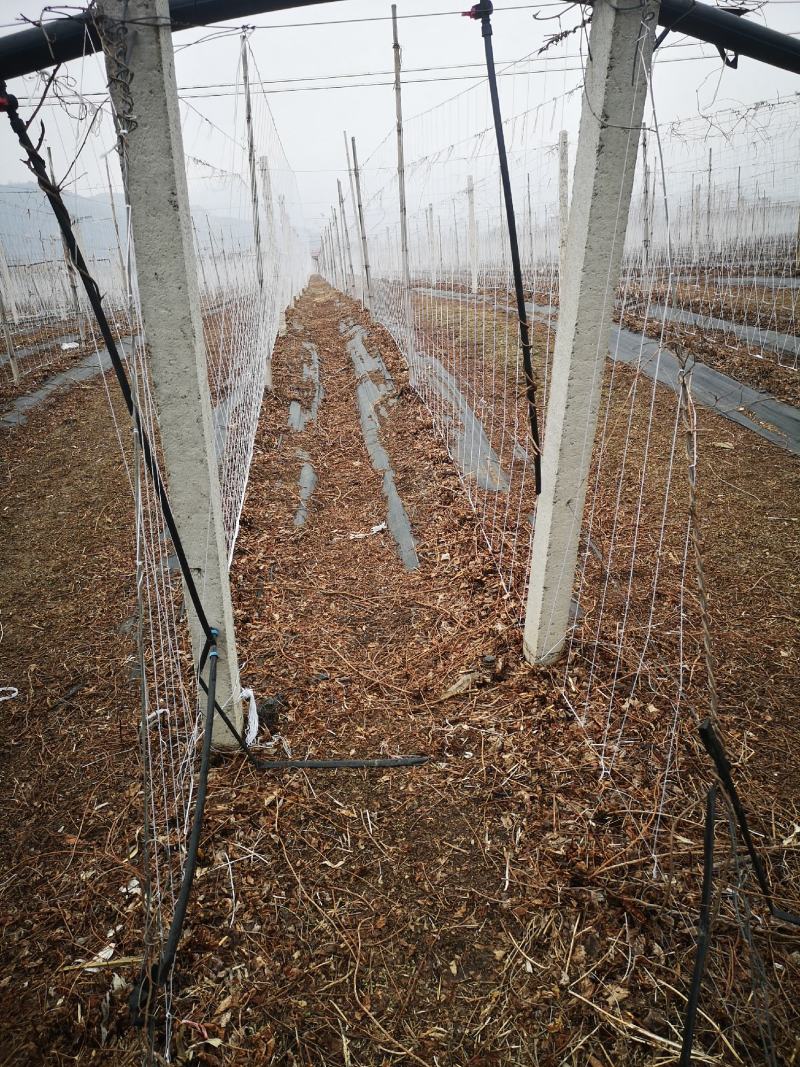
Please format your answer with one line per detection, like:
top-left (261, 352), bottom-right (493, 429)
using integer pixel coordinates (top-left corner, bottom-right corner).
top-left (0, 278), bottom-right (797, 1065)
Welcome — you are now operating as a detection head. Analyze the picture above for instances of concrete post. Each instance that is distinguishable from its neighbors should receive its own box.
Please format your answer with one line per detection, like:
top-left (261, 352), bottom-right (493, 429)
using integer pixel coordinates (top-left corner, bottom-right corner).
top-left (526, 172), bottom-right (533, 276)
top-left (256, 155), bottom-right (281, 350)
top-left (277, 194), bottom-right (288, 336)
top-left (240, 38), bottom-right (276, 390)
top-left (99, 0), bottom-right (243, 744)
top-left (337, 179), bottom-right (356, 295)
top-left (392, 4), bottom-right (415, 365)
top-left (558, 130), bottom-right (569, 286)
top-left (258, 156), bottom-right (276, 249)
top-left (467, 175), bottom-right (477, 293)
top-left (332, 207), bottom-right (346, 291)
top-left (343, 131), bottom-right (365, 303)
top-left (241, 38), bottom-right (263, 292)
top-left (523, 0), bottom-right (659, 666)
top-left (350, 135), bottom-right (372, 310)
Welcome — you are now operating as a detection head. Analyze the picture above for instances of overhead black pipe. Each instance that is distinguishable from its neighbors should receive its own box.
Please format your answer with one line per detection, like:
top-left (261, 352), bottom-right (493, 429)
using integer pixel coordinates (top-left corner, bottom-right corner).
top-left (657, 0), bottom-right (800, 74)
top-left (2, 0), bottom-right (800, 81)
top-left (598, 0), bottom-right (800, 75)
top-left (0, 0), bottom-right (338, 82)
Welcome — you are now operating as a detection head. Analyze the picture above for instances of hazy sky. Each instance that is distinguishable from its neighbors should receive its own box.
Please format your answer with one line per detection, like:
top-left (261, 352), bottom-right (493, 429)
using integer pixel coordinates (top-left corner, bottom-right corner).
top-left (1, 0), bottom-right (798, 236)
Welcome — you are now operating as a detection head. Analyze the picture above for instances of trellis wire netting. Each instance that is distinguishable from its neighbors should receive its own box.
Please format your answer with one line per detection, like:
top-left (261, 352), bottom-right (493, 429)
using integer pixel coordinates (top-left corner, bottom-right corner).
top-left (320, 47), bottom-right (798, 866)
top-left (2, 34), bottom-right (309, 1056)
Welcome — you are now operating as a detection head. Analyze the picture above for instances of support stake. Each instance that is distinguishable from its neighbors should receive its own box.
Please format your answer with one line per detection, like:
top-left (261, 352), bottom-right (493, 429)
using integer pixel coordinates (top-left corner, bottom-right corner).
top-left (98, 0), bottom-right (243, 744)
top-left (522, 0), bottom-right (660, 665)
top-left (350, 135), bottom-right (372, 311)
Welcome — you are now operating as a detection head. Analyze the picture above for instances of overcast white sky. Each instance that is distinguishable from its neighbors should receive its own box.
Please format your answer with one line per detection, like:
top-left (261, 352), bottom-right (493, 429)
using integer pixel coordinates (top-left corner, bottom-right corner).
top-left (1, 0), bottom-right (798, 236)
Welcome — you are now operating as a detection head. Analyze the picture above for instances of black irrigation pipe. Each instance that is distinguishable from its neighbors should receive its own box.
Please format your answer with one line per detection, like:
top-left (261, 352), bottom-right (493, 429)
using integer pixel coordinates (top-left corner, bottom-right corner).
top-left (1, 83), bottom-right (216, 645)
top-left (466, 0), bottom-right (542, 495)
top-left (130, 634), bottom-right (219, 1028)
top-left (679, 784), bottom-right (717, 1067)
top-left (0, 0), bottom-right (338, 82)
top-left (198, 670), bottom-right (428, 771)
top-left (699, 719), bottom-right (800, 928)
top-left (3, 0), bottom-right (800, 83)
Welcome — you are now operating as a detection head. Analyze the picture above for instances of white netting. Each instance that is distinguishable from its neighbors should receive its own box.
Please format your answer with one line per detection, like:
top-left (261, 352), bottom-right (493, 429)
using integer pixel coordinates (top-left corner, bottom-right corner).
top-left (318, 37), bottom-right (799, 867)
top-left (2, 31), bottom-right (309, 1057)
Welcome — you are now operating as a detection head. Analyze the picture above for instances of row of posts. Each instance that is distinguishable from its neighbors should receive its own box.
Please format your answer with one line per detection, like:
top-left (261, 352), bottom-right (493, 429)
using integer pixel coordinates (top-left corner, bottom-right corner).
top-left (5, 0), bottom-right (664, 746)
top-left (319, 1), bottom-right (662, 669)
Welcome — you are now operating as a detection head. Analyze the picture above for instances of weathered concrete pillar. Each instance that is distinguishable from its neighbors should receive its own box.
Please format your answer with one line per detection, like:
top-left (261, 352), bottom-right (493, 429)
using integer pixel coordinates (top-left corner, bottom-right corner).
top-left (350, 136), bottom-right (372, 310)
top-left (337, 179), bottom-right (356, 296)
top-left (558, 130), bottom-right (569, 286)
top-left (343, 130), bottom-right (365, 304)
top-left (99, 0), bottom-right (243, 744)
top-left (523, 0), bottom-right (659, 666)
top-left (391, 4), bottom-right (416, 371)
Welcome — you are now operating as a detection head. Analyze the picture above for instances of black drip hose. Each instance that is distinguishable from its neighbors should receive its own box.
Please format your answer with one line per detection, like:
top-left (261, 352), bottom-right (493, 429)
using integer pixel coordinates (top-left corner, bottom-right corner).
top-left (466, 1), bottom-right (542, 495)
top-left (130, 638), bottom-right (219, 1028)
top-left (196, 652), bottom-right (428, 771)
top-left (700, 720), bottom-right (800, 928)
top-left (679, 784), bottom-right (717, 1067)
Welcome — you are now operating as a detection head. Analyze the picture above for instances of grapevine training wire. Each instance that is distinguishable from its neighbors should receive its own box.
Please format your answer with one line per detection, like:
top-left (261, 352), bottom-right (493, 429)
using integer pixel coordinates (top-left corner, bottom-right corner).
top-left (2, 82), bottom-right (216, 642)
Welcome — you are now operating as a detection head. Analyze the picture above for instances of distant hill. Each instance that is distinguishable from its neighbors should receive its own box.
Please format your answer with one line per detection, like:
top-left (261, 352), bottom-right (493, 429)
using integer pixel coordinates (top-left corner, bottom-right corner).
top-left (0, 183), bottom-right (257, 265)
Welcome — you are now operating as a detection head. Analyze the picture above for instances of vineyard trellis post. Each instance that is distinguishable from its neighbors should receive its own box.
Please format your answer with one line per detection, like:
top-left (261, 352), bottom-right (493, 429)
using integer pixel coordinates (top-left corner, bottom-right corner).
top-left (104, 155), bottom-right (128, 295)
top-left (241, 36), bottom-right (264, 295)
top-left (642, 129), bottom-right (651, 268)
top-left (426, 203), bottom-right (437, 287)
top-left (98, 0), bottom-right (243, 744)
top-left (241, 34), bottom-right (273, 390)
top-left (277, 193), bottom-right (289, 334)
top-left (337, 178), bottom-right (356, 295)
top-left (392, 3), bottom-right (415, 370)
top-left (332, 206), bottom-right (346, 290)
top-left (257, 156), bottom-right (277, 379)
top-left (523, 0), bottom-right (660, 665)
top-left (343, 130), bottom-right (364, 303)
top-left (558, 129), bottom-right (569, 285)
top-left (706, 147), bottom-right (713, 254)
top-left (350, 135), bottom-right (372, 310)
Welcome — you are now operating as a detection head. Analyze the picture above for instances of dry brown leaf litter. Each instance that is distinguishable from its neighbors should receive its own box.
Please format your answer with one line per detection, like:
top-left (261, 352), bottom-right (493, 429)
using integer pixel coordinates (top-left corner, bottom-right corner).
top-left (0, 278), bottom-right (797, 1065)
